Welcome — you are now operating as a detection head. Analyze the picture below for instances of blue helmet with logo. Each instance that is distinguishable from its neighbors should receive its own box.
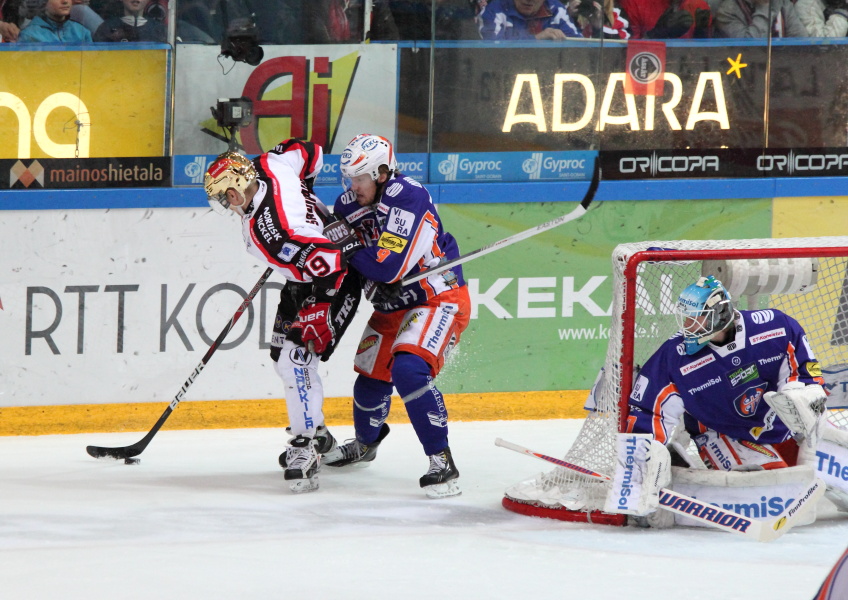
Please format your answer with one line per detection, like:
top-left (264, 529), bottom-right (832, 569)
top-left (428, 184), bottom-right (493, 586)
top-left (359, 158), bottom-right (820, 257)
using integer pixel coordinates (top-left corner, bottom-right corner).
top-left (675, 275), bottom-right (735, 355)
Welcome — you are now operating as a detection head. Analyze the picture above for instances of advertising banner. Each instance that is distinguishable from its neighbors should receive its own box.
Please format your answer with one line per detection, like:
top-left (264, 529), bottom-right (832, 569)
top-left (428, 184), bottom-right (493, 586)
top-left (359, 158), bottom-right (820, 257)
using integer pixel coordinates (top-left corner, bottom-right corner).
top-left (399, 43), bottom-right (848, 153)
top-left (2, 157), bottom-right (171, 189)
top-left (0, 48), bottom-right (169, 159)
top-left (600, 148), bottom-right (848, 180)
top-left (173, 44), bottom-right (398, 163)
top-left (1, 198), bottom-right (771, 407)
top-left (0, 207), bottom-right (371, 407)
top-left (433, 198), bottom-right (772, 394)
top-left (429, 150), bottom-right (595, 183)
top-left (174, 152), bottom-right (427, 187)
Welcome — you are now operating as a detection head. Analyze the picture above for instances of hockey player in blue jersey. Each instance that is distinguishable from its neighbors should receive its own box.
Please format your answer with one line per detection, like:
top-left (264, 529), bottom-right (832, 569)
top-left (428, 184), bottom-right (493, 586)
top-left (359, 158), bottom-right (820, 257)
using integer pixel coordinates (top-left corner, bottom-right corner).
top-left (321, 134), bottom-right (471, 498)
top-left (615, 275), bottom-right (848, 526)
top-left (628, 275), bottom-right (825, 468)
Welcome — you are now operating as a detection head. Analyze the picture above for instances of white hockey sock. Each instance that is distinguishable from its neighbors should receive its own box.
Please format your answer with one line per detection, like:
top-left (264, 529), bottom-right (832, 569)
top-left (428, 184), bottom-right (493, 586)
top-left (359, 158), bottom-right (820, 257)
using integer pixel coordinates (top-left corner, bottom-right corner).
top-left (275, 340), bottom-right (325, 436)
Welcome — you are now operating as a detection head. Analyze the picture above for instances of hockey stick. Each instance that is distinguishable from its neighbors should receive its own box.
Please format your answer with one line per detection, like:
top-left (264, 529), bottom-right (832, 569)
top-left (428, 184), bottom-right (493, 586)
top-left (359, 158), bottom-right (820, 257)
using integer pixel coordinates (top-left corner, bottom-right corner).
top-left (86, 267), bottom-right (275, 461)
top-left (400, 157), bottom-right (600, 286)
top-left (495, 438), bottom-right (825, 542)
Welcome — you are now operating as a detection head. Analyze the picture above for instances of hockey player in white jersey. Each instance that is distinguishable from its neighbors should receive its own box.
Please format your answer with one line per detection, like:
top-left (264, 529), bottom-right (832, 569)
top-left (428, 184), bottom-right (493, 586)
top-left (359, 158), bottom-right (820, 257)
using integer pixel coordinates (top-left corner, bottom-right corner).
top-left (321, 134), bottom-right (471, 498)
top-left (611, 276), bottom-right (848, 527)
top-left (204, 139), bottom-right (362, 493)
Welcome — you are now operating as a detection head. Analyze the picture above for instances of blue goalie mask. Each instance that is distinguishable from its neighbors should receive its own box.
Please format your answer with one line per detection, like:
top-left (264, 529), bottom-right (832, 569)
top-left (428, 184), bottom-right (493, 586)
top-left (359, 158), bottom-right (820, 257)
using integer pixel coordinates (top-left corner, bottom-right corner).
top-left (674, 275), bottom-right (735, 355)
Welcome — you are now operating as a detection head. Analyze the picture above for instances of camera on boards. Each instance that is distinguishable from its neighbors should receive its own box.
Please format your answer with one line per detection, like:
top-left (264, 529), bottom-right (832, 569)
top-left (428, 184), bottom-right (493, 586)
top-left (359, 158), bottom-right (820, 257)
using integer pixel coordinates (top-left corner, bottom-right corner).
top-left (211, 97), bottom-right (253, 129)
top-left (211, 97), bottom-right (254, 151)
top-left (220, 17), bottom-right (264, 66)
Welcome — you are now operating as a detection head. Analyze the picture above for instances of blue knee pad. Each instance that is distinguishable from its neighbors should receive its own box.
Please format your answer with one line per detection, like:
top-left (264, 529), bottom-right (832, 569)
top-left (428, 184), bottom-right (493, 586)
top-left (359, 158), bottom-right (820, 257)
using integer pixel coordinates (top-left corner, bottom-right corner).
top-left (352, 375), bottom-right (393, 445)
top-left (391, 353), bottom-right (449, 456)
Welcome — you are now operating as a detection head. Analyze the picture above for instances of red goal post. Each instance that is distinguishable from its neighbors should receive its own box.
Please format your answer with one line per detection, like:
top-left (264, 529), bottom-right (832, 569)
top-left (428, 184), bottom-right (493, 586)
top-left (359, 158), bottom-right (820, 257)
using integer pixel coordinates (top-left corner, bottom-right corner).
top-left (503, 237), bottom-right (848, 524)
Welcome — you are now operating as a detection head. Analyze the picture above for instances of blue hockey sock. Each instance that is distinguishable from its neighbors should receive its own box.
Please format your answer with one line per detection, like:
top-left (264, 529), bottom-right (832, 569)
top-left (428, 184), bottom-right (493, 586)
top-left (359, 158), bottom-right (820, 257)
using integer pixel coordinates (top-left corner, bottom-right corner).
top-left (391, 353), bottom-right (449, 456)
top-left (352, 375), bottom-right (393, 445)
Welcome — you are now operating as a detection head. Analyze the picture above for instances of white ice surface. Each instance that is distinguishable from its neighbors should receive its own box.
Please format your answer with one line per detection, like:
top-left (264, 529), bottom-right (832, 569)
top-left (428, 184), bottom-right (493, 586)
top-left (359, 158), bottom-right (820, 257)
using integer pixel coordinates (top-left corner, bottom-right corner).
top-left (2, 420), bottom-right (846, 600)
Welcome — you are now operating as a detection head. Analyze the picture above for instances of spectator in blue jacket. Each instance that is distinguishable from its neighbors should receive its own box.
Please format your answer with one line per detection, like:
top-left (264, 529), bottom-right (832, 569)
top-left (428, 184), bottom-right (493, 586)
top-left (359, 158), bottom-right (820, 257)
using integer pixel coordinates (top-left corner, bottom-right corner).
top-left (478, 0), bottom-right (582, 39)
top-left (19, 0), bottom-right (93, 42)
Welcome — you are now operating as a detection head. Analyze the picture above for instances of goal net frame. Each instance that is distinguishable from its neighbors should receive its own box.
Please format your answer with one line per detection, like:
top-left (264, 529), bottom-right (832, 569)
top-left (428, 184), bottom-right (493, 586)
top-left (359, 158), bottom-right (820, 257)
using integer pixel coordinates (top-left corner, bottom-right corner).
top-left (503, 237), bottom-right (848, 525)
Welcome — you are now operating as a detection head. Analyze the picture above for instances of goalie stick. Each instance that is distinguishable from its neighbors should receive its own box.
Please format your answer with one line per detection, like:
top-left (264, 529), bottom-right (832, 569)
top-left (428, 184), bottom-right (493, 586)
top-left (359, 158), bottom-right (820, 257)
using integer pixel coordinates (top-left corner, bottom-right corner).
top-left (400, 157), bottom-right (600, 286)
top-left (495, 437), bottom-right (825, 542)
top-left (86, 267), bottom-right (275, 461)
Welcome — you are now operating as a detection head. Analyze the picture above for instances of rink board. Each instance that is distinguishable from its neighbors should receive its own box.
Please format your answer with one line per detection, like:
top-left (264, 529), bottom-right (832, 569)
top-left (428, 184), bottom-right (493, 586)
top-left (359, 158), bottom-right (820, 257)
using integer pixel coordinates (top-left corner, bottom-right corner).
top-left (0, 196), bottom-right (780, 410)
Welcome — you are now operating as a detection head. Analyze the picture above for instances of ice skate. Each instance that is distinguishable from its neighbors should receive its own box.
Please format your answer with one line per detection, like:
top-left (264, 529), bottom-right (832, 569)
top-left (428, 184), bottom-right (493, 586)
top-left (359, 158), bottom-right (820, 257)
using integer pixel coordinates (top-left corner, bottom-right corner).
top-left (282, 435), bottom-right (320, 493)
top-left (323, 423), bottom-right (390, 467)
top-left (419, 446), bottom-right (461, 499)
top-left (279, 425), bottom-right (336, 468)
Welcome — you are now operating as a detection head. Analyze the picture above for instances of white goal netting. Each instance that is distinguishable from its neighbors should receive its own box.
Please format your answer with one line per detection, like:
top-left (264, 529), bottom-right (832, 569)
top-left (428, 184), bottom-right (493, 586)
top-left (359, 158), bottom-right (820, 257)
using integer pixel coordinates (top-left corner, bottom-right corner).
top-left (504, 237), bottom-right (848, 519)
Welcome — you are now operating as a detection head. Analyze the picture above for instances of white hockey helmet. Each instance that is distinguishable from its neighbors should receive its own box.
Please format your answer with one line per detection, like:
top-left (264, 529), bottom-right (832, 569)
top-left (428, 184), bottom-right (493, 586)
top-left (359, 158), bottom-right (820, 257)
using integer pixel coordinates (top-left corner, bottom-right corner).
top-left (674, 275), bottom-right (735, 355)
top-left (204, 151), bottom-right (257, 215)
top-left (339, 134), bottom-right (397, 190)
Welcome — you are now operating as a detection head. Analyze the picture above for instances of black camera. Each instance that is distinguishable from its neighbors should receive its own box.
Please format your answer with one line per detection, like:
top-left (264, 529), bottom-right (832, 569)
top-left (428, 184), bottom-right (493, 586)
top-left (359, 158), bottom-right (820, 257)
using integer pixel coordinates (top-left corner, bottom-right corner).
top-left (574, 0), bottom-right (595, 18)
top-left (144, 0), bottom-right (167, 22)
top-left (211, 97), bottom-right (254, 129)
top-left (220, 18), bottom-right (264, 67)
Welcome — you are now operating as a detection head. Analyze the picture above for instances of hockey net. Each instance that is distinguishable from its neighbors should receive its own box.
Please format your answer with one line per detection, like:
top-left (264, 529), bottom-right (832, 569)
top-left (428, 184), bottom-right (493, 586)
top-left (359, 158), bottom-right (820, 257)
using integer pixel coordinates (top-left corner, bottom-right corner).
top-left (503, 237), bottom-right (848, 524)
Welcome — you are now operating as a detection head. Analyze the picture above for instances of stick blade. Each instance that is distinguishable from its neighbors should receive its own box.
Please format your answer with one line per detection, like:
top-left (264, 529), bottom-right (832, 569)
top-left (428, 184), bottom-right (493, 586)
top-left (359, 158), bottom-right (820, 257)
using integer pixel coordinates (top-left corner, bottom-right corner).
top-left (757, 478), bottom-right (827, 542)
top-left (580, 156), bottom-right (601, 210)
top-left (86, 445), bottom-right (137, 460)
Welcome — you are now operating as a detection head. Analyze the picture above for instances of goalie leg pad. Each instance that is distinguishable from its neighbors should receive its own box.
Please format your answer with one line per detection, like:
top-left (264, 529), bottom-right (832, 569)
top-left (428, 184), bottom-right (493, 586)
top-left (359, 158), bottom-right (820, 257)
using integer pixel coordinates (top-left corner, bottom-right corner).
top-left (603, 434), bottom-right (671, 516)
top-left (800, 425), bottom-right (848, 512)
top-left (670, 464), bottom-right (819, 528)
top-left (694, 430), bottom-right (790, 471)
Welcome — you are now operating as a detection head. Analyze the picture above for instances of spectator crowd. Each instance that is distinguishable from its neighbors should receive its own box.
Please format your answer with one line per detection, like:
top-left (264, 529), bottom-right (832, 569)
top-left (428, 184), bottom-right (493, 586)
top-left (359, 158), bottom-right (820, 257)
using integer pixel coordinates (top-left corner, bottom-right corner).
top-left (1, 0), bottom-right (846, 45)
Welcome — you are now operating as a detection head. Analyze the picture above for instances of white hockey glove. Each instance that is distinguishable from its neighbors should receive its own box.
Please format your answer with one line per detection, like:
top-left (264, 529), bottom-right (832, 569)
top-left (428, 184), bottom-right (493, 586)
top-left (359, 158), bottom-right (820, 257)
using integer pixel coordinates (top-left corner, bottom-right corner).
top-left (603, 433), bottom-right (671, 516)
top-left (763, 383), bottom-right (828, 448)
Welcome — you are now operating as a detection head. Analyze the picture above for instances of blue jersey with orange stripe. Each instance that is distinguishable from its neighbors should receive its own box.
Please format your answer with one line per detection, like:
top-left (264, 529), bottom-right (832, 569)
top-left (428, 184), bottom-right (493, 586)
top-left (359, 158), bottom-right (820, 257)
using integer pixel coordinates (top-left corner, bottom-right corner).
top-left (333, 173), bottom-right (466, 311)
top-left (627, 309), bottom-right (825, 445)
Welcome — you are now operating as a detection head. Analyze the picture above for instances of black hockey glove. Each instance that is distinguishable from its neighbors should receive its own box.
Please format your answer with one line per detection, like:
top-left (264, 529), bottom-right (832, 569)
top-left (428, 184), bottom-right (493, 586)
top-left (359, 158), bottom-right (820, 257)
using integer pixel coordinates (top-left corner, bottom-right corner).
top-left (372, 281), bottom-right (404, 304)
top-left (693, 8), bottom-right (711, 37)
top-left (646, 7), bottom-right (693, 38)
top-left (323, 215), bottom-right (363, 260)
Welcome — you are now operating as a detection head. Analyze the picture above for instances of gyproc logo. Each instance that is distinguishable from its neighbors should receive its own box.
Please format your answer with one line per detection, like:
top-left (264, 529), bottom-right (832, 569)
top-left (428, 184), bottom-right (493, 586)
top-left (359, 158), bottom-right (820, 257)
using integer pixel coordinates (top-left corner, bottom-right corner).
top-left (438, 154), bottom-right (459, 180)
top-left (184, 156), bottom-right (208, 184)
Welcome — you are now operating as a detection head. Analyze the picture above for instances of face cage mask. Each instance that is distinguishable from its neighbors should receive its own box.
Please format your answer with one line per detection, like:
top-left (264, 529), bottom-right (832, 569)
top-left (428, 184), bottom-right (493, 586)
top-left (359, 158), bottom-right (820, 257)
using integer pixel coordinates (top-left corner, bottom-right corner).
top-left (207, 192), bottom-right (245, 217)
top-left (674, 306), bottom-right (717, 340)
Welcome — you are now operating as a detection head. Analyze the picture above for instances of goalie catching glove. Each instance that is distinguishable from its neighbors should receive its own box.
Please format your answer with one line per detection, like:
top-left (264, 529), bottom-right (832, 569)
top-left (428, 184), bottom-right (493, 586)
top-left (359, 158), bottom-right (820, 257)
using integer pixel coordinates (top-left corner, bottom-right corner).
top-left (764, 382), bottom-right (828, 448)
top-left (603, 433), bottom-right (672, 516)
top-left (290, 295), bottom-right (335, 355)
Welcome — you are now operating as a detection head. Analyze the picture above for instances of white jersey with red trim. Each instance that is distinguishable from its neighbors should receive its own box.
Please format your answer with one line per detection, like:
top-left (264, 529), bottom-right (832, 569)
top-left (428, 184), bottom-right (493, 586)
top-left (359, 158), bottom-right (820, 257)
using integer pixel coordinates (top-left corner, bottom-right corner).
top-left (627, 309), bottom-right (825, 445)
top-left (333, 173), bottom-right (465, 311)
top-left (240, 141), bottom-right (345, 289)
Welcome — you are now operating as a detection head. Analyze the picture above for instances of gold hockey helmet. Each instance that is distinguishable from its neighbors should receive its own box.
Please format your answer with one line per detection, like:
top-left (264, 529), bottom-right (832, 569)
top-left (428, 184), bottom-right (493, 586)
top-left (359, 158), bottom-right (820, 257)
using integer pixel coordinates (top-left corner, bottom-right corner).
top-left (204, 151), bottom-right (257, 213)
